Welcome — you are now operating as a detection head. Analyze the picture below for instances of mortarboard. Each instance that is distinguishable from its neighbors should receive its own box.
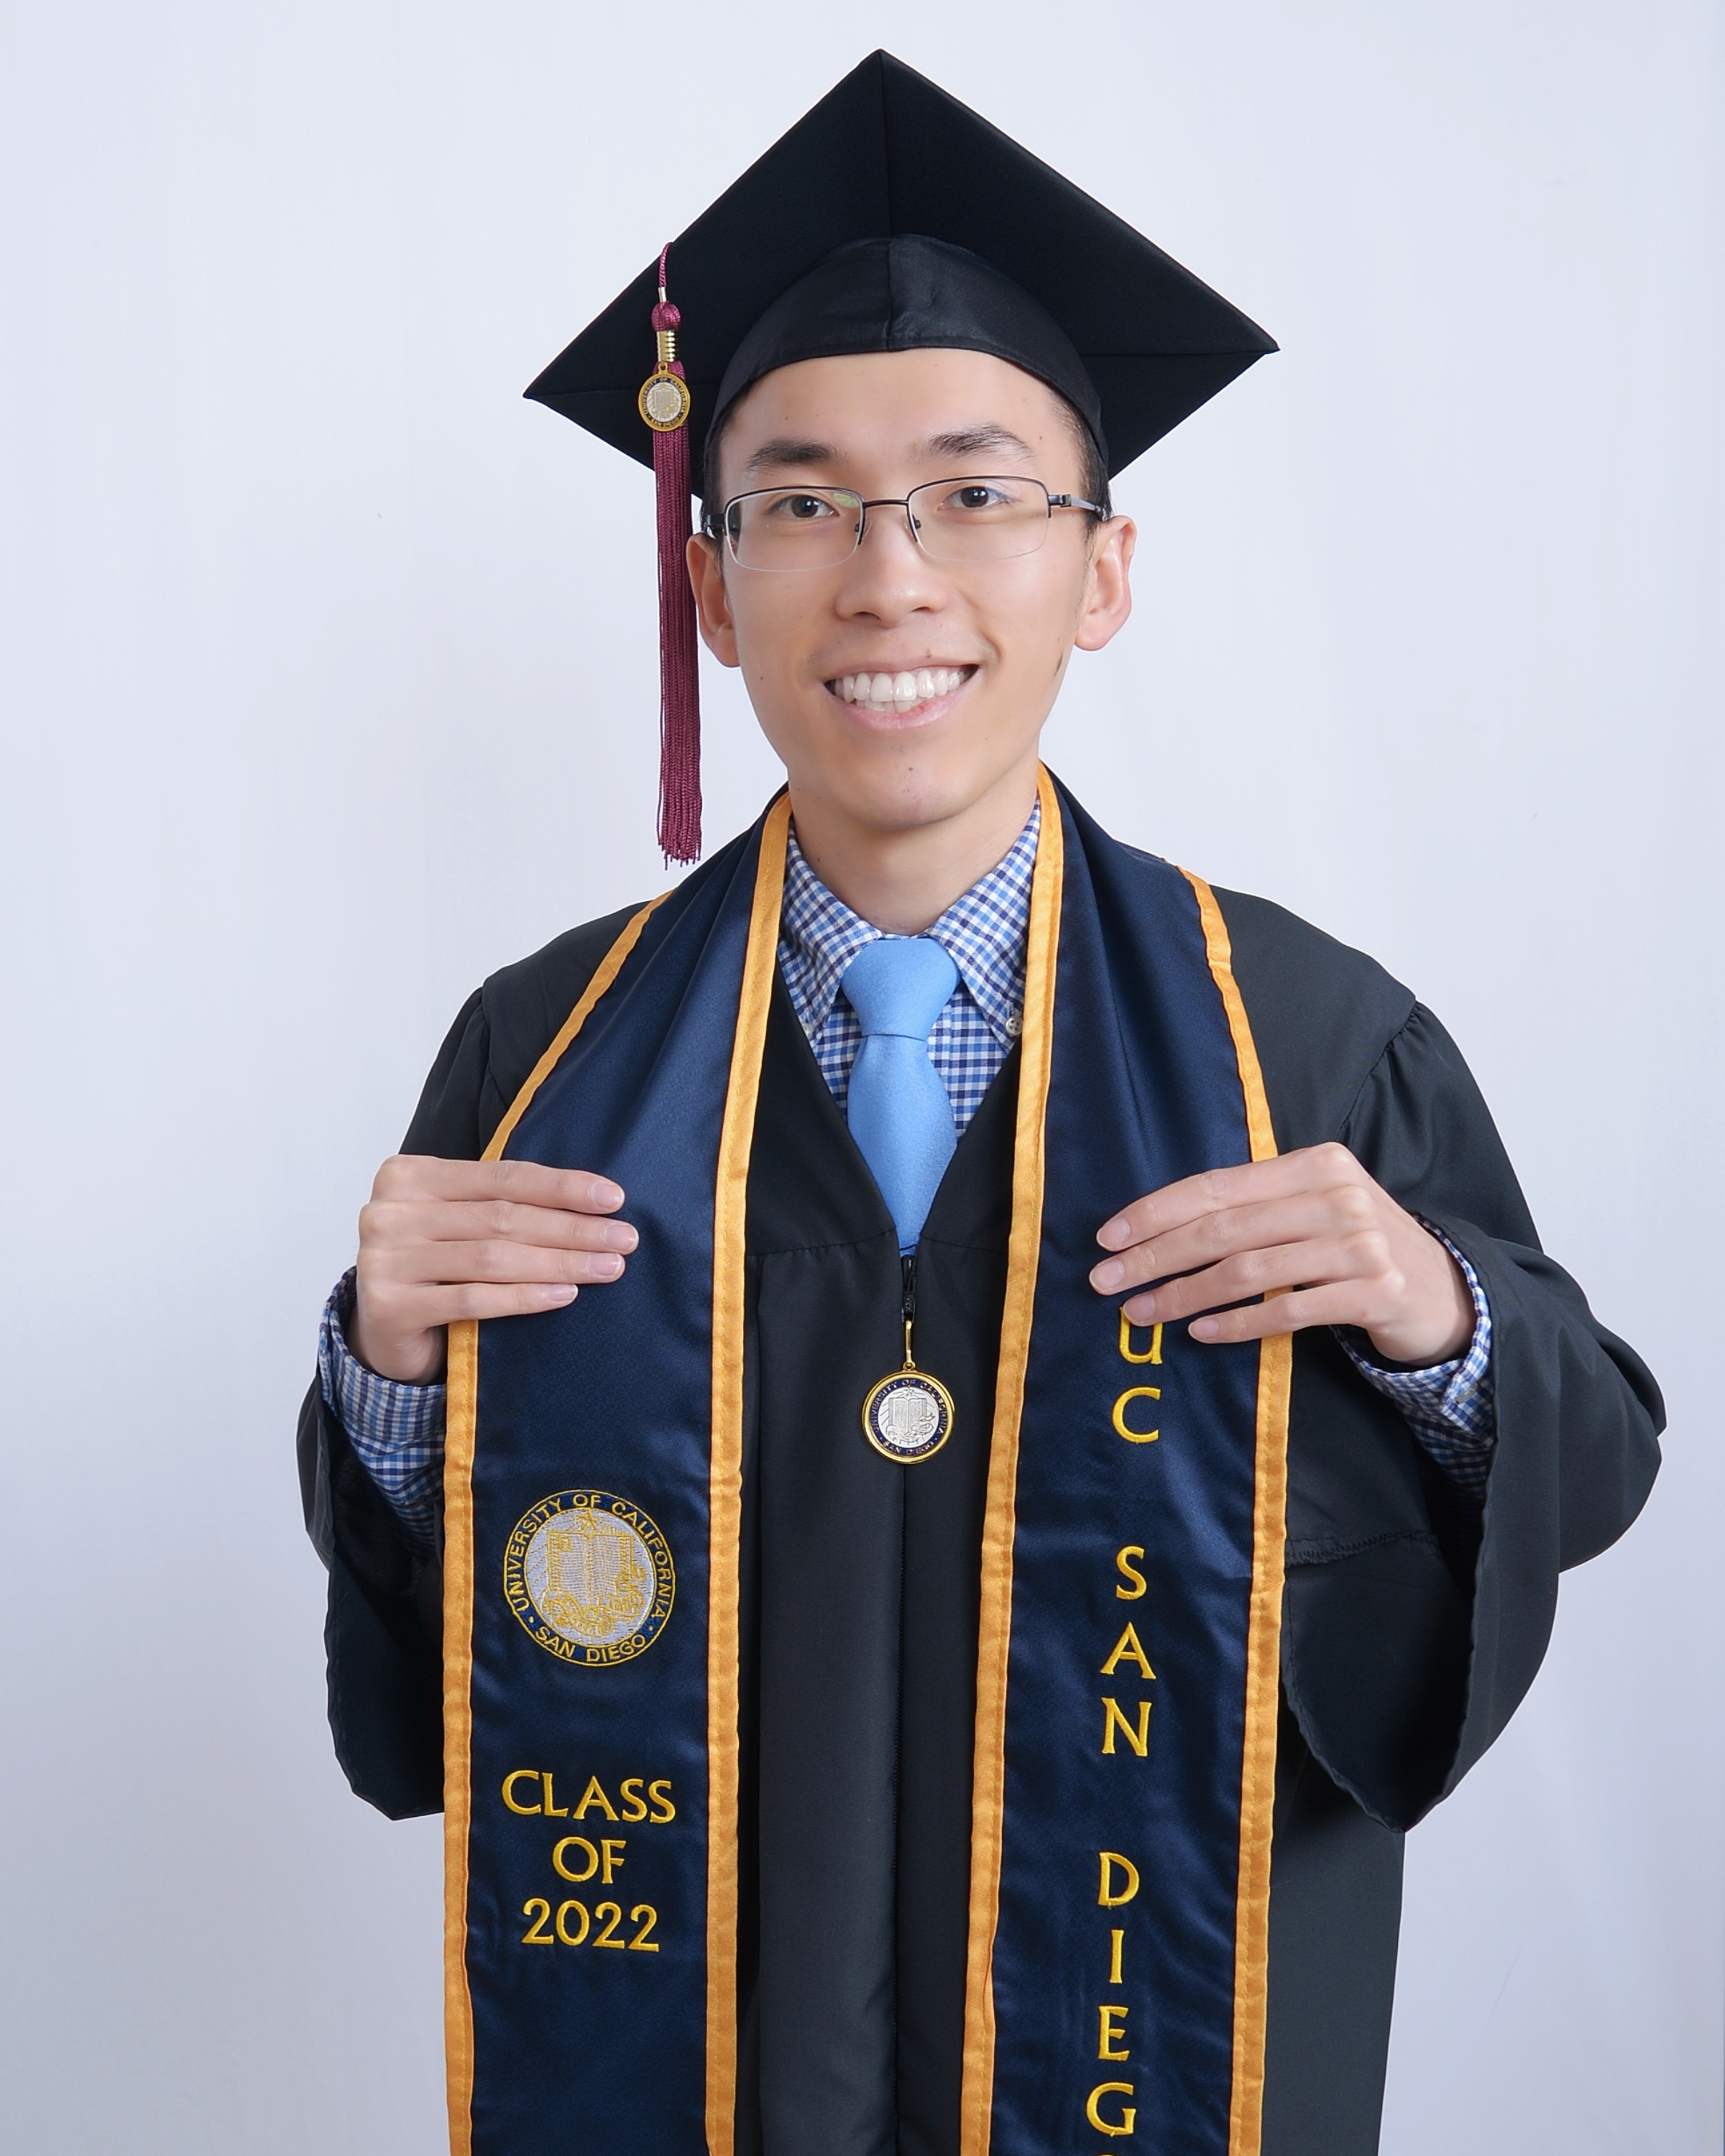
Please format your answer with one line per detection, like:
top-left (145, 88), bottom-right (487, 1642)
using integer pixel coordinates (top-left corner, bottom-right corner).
top-left (527, 50), bottom-right (1276, 862)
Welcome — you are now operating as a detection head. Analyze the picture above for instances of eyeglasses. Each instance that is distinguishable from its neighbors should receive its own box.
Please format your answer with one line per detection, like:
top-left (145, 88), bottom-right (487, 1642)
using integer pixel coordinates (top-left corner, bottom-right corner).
top-left (713, 475), bottom-right (1108, 572)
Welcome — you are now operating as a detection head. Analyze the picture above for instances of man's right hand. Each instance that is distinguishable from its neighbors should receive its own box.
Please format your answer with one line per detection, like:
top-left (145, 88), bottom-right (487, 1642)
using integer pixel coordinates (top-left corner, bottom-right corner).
top-left (349, 1156), bottom-right (638, 1383)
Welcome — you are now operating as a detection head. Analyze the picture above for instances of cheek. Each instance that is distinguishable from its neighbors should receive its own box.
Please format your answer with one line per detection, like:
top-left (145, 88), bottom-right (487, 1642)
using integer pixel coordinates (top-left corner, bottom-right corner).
top-left (729, 578), bottom-right (819, 677)
top-left (972, 558), bottom-right (1088, 665)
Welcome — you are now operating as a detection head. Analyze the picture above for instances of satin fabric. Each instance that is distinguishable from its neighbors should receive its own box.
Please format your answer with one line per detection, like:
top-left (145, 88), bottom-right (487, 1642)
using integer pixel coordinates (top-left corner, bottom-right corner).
top-left (983, 806), bottom-right (1271, 2152)
top-left (459, 830), bottom-right (768, 2153)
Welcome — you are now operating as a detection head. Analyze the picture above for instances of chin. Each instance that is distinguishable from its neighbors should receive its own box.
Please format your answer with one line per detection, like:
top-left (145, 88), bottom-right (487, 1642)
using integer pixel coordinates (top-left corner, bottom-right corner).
top-left (764, 686), bottom-right (1038, 836)
top-left (831, 752), bottom-right (1015, 836)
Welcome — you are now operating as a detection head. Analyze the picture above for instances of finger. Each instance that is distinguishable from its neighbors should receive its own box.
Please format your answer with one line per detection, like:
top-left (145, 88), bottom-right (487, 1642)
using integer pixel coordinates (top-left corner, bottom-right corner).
top-left (1182, 1281), bottom-right (1386, 1345)
top-left (1090, 1185), bottom-right (1376, 1295)
top-left (1118, 1233), bottom-right (1389, 1328)
top-left (361, 1240), bottom-right (630, 1304)
top-left (381, 1241), bottom-right (629, 1287)
top-left (410, 1281), bottom-right (586, 1326)
top-left (372, 1153), bottom-right (627, 1215)
top-left (360, 1196), bottom-right (639, 1255)
top-left (1095, 1143), bottom-right (1363, 1254)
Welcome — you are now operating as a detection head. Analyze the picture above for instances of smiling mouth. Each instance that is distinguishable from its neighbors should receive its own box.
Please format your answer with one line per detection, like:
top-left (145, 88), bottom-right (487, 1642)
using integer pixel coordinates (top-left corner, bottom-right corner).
top-left (824, 665), bottom-right (976, 715)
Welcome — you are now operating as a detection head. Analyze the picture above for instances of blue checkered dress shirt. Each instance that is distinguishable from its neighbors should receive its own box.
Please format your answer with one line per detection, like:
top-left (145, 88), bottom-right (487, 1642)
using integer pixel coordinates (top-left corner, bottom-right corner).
top-left (321, 804), bottom-right (1496, 1549)
top-left (778, 807), bottom-right (1037, 1130)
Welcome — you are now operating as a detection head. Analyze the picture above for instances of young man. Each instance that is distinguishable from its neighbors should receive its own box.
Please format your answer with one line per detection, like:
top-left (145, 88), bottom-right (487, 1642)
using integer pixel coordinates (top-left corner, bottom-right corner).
top-left (298, 52), bottom-right (1662, 2156)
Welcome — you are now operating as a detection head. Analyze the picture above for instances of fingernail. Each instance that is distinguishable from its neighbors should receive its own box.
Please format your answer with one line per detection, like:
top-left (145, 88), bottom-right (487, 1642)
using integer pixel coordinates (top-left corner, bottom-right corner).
top-left (592, 1253), bottom-right (624, 1279)
top-left (1126, 1294), bottom-right (1156, 1323)
top-left (546, 1284), bottom-right (578, 1304)
top-left (590, 1179), bottom-right (625, 1209)
top-left (1098, 1217), bottom-right (1132, 1250)
top-left (607, 1223), bottom-right (639, 1252)
top-left (1190, 1317), bottom-right (1220, 1341)
top-left (1092, 1259), bottom-right (1125, 1291)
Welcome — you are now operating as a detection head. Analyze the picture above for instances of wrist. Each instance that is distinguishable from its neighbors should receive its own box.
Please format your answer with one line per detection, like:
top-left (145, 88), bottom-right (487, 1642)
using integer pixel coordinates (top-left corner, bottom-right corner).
top-left (1363, 1248), bottom-right (1475, 1366)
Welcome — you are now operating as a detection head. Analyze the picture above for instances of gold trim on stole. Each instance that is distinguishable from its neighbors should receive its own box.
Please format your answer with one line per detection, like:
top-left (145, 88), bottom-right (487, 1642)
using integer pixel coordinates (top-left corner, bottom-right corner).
top-left (442, 893), bottom-right (667, 2156)
top-left (706, 794), bottom-right (792, 2154)
top-left (958, 765), bottom-right (1064, 2155)
top-left (1182, 868), bottom-right (1291, 2156)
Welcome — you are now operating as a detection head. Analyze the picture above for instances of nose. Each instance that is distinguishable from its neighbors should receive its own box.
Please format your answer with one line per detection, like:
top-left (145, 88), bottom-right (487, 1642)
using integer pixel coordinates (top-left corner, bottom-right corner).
top-left (835, 500), bottom-right (947, 625)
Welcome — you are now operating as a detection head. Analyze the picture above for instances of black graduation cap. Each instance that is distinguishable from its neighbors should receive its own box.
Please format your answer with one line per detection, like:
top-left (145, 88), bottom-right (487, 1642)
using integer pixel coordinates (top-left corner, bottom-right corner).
top-left (525, 50), bottom-right (1276, 861)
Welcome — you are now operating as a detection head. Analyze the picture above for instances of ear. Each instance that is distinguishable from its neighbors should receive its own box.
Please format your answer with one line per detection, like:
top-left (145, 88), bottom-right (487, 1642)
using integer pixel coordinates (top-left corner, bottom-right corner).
top-left (687, 534), bottom-right (740, 668)
top-left (1073, 515), bottom-right (1136, 653)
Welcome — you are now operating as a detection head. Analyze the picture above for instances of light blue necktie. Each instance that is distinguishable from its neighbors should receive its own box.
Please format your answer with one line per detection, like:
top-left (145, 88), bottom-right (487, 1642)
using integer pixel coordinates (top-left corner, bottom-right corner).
top-left (841, 936), bottom-right (961, 1253)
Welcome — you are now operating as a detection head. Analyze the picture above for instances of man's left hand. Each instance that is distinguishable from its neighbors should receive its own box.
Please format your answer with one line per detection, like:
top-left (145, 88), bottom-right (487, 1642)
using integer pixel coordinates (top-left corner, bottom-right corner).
top-left (1089, 1142), bottom-right (1474, 1365)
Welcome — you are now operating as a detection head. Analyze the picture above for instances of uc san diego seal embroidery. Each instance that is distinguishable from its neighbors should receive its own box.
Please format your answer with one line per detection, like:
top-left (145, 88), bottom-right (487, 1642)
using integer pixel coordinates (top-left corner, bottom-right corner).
top-left (503, 1490), bottom-right (675, 1666)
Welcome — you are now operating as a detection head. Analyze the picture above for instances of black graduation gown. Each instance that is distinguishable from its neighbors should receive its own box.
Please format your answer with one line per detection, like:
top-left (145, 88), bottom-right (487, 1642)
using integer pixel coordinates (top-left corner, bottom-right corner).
top-left (298, 888), bottom-right (1662, 2156)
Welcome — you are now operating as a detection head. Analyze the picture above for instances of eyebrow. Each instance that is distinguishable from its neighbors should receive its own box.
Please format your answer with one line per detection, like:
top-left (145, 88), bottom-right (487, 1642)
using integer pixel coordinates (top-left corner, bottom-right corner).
top-left (918, 424), bottom-right (1036, 464)
top-left (742, 436), bottom-right (837, 476)
top-left (739, 420), bottom-right (1040, 482)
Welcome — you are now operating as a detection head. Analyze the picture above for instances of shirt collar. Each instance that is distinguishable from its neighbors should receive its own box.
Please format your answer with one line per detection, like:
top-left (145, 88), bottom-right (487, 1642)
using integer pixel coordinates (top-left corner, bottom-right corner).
top-left (778, 798), bottom-right (1039, 1047)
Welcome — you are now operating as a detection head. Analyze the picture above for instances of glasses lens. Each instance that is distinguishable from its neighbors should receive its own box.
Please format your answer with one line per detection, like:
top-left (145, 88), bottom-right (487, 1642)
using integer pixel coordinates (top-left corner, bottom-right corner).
top-left (727, 489), bottom-right (863, 570)
top-left (908, 477), bottom-right (1052, 562)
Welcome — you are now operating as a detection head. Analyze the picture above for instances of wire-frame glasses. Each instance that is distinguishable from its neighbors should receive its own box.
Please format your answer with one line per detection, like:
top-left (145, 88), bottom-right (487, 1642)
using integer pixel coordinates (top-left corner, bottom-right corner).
top-left (716, 475), bottom-right (1107, 571)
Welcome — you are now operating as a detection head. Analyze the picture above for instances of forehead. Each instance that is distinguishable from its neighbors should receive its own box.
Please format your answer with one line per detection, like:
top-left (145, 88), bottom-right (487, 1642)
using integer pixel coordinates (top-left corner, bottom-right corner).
top-left (718, 348), bottom-right (1085, 480)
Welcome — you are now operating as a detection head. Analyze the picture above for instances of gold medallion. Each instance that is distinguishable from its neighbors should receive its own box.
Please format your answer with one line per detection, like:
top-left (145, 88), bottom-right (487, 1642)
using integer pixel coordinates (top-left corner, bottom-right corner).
top-left (862, 1316), bottom-right (955, 1465)
top-left (638, 364), bottom-right (691, 433)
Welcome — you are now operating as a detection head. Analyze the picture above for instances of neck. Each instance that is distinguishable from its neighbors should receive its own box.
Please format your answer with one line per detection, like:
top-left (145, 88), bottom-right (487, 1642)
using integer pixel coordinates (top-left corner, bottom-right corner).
top-left (787, 752), bottom-right (1041, 934)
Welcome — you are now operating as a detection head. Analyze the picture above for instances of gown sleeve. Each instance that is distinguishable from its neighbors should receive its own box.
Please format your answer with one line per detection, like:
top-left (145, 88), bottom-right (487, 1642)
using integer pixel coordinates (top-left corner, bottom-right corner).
top-left (1281, 1001), bottom-right (1663, 1828)
top-left (298, 901), bottom-right (648, 1817)
top-left (295, 990), bottom-right (492, 1818)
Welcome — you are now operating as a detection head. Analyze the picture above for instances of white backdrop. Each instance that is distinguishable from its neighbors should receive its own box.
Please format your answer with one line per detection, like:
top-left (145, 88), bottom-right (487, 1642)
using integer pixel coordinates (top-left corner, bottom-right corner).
top-left (1, 4), bottom-right (1719, 2150)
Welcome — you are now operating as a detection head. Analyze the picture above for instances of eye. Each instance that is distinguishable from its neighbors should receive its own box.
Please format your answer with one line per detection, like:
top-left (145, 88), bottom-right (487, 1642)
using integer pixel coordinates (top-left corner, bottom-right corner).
top-left (939, 482), bottom-right (1018, 514)
top-left (765, 492), bottom-right (840, 523)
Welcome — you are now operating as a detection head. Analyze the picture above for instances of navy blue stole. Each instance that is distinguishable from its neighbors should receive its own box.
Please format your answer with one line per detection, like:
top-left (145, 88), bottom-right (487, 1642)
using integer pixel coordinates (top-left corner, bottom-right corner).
top-left (442, 770), bottom-right (1289, 2156)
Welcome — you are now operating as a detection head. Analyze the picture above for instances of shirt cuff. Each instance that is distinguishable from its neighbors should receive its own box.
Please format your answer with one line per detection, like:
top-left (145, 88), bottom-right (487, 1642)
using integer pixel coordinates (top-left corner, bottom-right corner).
top-left (316, 1270), bottom-right (446, 1552)
top-left (1338, 1227), bottom-right (1496, 1500)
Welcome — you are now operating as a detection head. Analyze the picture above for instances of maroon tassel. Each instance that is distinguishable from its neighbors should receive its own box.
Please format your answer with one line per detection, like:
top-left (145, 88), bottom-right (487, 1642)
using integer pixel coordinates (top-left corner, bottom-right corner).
top-left (644, 248), bottom-right (702, 864)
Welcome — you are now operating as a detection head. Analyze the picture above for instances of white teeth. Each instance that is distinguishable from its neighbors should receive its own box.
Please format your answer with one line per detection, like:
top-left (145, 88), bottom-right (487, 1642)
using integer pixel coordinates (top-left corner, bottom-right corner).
top-left (832, 666), bottom-right (969, 705)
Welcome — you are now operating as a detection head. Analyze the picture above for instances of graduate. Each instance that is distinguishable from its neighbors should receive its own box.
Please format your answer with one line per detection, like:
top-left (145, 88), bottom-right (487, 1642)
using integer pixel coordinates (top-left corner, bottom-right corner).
top-left (298, 52), bottom-right (1662, 2156)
